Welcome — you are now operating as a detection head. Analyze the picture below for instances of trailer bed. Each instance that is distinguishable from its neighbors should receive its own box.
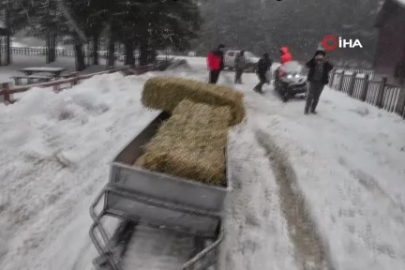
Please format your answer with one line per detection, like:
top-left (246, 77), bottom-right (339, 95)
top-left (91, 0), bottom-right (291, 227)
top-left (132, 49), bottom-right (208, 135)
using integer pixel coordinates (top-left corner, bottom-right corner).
top-left (89, 112), bottom-right (228, 270)
top-left (121, 225), bottom-right (195, 270)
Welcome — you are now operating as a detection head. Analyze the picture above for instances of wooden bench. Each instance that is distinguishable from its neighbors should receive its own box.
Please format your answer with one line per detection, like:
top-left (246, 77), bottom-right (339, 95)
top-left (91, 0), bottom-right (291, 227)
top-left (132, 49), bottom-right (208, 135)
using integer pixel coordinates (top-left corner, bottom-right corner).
top-left (11, 75), bottom-right (53, 86)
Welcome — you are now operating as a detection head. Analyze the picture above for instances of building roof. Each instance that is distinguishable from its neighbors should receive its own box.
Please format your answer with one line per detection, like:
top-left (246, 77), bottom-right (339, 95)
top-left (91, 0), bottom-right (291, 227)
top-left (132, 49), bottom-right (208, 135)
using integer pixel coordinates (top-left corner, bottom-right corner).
top-left (375, 0), bottom-right (405, 27)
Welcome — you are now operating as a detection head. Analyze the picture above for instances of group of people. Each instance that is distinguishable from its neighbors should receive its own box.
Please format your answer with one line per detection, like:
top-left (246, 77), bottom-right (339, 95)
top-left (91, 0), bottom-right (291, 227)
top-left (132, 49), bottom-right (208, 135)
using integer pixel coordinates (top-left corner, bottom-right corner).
top-left (206, 44), bottom-right (334, 114)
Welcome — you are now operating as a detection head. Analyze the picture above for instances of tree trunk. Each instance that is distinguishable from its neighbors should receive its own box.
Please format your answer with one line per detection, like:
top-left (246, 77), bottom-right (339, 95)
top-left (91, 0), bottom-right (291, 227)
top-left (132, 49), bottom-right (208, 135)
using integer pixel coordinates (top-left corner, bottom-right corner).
top-left (139, 43), bottom-right (149, 66)
top-left (46, 30), bottom-right (57, 63)
top-left (74, 44), bottom-right (86, 71)
top-left (5, 9), bottom-right (11, 65)
top-left (46, 32), bottom-right (50, 63)
top-left (124, 42), bottom-right (135, 67)
top-left (107, 25), bottom-right (115, 68)
top-left (108, 39), bottom-right (115, 67)
top-left (0, 37), bottom-right (3, 66)
top-left (149, 48), bottom-right (156, 63)
top-left (51, 32), bottom-right (57, 62)
top-left (92, 35), bottom-right (99, 65)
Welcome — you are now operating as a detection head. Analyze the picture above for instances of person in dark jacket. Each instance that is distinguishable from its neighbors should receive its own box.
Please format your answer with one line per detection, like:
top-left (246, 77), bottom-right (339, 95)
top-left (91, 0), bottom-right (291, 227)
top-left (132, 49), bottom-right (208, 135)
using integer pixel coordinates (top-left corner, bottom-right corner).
top-left (207, 44), bottom-right (226, 84)
top-left (304, 49), bottom-right (334, 114)
top-left (254, 53), bottom-right (272, 93)
top-left (234, 50), bottom-right (246, 84)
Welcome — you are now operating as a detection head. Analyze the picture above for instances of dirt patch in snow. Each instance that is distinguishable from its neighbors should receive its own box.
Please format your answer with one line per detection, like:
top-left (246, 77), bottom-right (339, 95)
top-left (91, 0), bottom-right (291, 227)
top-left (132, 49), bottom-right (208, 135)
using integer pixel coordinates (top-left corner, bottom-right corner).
top-left (255, 129), bottom-right (335, 270)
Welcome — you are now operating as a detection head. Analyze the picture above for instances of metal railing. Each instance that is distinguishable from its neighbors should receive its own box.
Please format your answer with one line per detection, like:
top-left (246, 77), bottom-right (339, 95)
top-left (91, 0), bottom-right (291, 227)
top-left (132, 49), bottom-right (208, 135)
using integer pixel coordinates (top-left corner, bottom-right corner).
top-left (328, 69), bottom-right (405, 118)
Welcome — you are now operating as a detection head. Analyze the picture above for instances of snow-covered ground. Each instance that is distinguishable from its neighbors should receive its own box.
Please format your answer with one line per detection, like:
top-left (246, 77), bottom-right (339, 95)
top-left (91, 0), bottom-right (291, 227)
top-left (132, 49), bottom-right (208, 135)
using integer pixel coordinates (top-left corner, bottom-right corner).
top-left (0, 57), bottom-right (404, 270)
top-left (0, 72), bottom-right (159, 270)
top-left (0, 55), bottom-right (118, 85)
top-left (233, 72), bottom-right (405, 270)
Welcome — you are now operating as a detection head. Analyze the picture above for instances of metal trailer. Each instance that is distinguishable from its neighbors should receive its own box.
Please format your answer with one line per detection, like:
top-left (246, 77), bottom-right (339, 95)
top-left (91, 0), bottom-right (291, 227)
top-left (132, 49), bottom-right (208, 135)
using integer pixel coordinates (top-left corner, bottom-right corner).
top-left (89, 112), bottom-right (231, 270)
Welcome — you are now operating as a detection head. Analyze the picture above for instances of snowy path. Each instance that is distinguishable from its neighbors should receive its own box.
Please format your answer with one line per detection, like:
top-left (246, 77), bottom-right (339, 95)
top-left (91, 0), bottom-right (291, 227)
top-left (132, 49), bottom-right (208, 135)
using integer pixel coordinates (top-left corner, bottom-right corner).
top-left (1, 58), bottom-right (405, 270)
top-left (231, 71), bottom-right (405, 270)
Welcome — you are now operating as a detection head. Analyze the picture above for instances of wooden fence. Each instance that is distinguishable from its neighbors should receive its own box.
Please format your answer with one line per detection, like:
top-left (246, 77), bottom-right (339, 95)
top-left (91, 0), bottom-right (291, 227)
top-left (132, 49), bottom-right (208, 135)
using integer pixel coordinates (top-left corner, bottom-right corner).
top-left (0, 64), bottom-right (158, 104)
top-left (328, 69), bottom-right (405, 118)
top-left (1, 46), bottom-right (76, 57)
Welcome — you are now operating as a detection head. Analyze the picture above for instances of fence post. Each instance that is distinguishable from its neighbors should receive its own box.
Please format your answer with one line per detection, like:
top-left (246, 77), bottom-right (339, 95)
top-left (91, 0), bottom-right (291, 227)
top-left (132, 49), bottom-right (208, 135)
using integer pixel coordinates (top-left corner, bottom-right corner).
top-left (395, 86), bottom-right (405, 117)
top-left (329, 70), bottom-right (336, 88)
top-left (347, 72), bottom-right (357, 97)
top-left (376, 76), bottom-right (387, 108)
top-left (360, 74), bottom-right (370, 102)
top-left (337, 70), bottom-right (344, 91)
top-left (1, 82), bottom-right (11, 103)
top-left (72, 73), bottom-right (79, 86)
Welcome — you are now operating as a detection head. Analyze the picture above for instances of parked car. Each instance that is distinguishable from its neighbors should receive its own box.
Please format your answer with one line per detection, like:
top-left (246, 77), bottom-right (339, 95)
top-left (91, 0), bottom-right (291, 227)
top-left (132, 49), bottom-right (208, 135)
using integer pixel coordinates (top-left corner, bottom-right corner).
top-left (273, 61), bottom-right (308, 102)
top-left (224, 50), bottom-right (260, 72)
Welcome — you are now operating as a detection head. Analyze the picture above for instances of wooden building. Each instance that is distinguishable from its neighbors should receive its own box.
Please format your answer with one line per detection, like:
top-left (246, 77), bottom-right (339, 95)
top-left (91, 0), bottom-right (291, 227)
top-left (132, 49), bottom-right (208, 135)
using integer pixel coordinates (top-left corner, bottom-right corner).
top-left (374, 0), bottom-right (405, 82)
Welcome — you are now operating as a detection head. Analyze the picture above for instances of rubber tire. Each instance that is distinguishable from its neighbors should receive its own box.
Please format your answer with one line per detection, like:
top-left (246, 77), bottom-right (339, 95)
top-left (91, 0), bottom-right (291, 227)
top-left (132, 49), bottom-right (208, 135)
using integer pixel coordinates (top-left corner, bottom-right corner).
top-left (283, 91), bottom-right (289, 102)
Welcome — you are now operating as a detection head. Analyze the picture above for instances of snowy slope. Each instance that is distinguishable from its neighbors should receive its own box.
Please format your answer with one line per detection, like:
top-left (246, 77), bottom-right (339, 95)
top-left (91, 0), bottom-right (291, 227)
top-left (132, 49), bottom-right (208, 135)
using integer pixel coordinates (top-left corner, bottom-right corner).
top-left (1, 58), bottom-right (405, 270)
top-left (0, 72), bottom-right (159, 270)
top-left (233, 72), bottom-right (405, 270)
top-left (0, 64), bottom-right (298, 270)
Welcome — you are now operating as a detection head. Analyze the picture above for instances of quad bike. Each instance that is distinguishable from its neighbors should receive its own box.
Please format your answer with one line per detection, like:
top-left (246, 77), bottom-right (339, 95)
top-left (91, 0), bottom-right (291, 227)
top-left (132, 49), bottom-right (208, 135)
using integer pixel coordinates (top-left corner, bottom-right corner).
top-left (274, 61), bottom-right (308, 102)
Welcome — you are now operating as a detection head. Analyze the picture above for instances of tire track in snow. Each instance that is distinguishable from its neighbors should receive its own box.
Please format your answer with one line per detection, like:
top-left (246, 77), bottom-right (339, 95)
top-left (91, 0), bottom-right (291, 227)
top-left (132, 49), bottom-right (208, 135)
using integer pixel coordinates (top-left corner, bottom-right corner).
top-left (219, 127), bottom-right (298, 270)
top-left (338, 156), bottom-right (405, 215)
top-left (255, 129), bottom-right (335, 270)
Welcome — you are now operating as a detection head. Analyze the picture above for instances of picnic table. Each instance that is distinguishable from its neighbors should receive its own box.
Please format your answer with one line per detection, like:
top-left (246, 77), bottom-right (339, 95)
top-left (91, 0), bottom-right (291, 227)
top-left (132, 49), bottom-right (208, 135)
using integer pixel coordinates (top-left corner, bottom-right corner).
top-left (12, 67), bottom-right (68, 86)
top-left (19, 67), bottom-right (66, 77)
top-left (11, 75), bottom-right (54, 86)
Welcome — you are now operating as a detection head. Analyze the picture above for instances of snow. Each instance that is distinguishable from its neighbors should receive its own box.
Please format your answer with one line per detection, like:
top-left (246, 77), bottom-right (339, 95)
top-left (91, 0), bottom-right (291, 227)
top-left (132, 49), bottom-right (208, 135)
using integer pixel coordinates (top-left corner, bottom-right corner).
top-left (1, 57), bottom-right (405, 270)
top-left (233, 73), bottom-right (405, 270)
top-left (19, 67), bottom-right (66, 72)
top-left (122, 225), bottom-right (195, 270)
top-left (220, 127), bottom-right (298, 270)
top-left (11, 41), bottom-right (28, 48)
top-left (0, 72), bottom-right (159, 270)
top-left (0, 55), bottom-right (120, 86)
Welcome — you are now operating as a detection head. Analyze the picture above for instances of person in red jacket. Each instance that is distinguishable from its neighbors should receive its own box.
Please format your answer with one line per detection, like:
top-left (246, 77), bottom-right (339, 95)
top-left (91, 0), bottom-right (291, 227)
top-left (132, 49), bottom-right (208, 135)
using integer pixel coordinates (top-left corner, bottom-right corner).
top-left (280, 46), bottom-right (292, 64)
top-left (207, 44), bottom-right (226, 84)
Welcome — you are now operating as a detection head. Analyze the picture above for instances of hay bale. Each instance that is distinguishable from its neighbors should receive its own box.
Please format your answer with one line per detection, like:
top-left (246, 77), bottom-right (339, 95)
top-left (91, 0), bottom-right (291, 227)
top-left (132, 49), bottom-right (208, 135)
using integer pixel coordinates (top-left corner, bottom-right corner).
top-left (142, 76), bottom-right (245, 126)
top-left (140, 99), bottom-right (230, 186)
top-left (134, 154), bottom-right (146, 167)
